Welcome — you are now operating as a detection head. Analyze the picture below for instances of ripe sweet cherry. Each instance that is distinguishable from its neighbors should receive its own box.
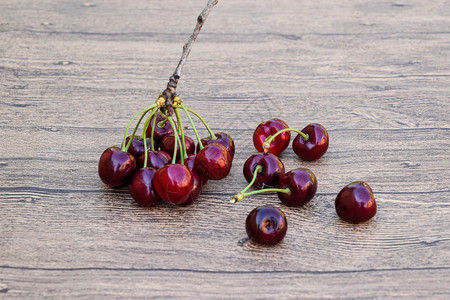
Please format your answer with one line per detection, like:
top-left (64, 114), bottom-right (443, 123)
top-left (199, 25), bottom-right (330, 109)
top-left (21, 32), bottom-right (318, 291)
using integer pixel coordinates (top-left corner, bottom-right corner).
top-left (253, 119), bottom-right (290, 156)
top-left (335, 181), bottom-right (377, 223)
top-left (246, 205), bottom-right (287, 245)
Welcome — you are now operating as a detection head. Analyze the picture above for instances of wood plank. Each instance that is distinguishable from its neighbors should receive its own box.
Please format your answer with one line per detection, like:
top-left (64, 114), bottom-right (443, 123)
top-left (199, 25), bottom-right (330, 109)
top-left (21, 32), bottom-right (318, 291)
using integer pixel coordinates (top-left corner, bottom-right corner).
top-left (1, 267), bottom-right (449, 299)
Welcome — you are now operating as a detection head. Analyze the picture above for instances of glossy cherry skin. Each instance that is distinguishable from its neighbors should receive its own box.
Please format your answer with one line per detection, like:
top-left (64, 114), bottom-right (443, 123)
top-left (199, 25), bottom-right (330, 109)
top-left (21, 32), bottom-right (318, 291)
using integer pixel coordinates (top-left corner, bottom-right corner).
top-left (125, 135), bottom-right (153, 161)
top-left (293, 123), bottom-right (329, 161)
top-left (98, 147), bottom-right (136, 187)
top-left (129, 167), bottom-right (160, 207)
top-left (194, 143), bottom-right (232, 180)
top-left (160, 134), bottom-right (195, 159)
top-left (246, 205), bottom-right (287, 245)
top-left (145, 113), bottom-right (175, 141)
top-left (277, 168), bottom-right (317, 206)
top-left (180, 171), bottom-right (203, 207)
top-left (197, 132), bottom-right (235, 159)
top-left (153, 164), bottom-right (194, 205)
top-left (243, 153), bottom-right (285, 188)
top-left (335, 181), bottom-right (377, 223)
top-left (253, 119), bottom-right (290, 156)
top-left (184, 154), bottom-right (208, 185)
top-left (137, 150), bottom-right (171, 170)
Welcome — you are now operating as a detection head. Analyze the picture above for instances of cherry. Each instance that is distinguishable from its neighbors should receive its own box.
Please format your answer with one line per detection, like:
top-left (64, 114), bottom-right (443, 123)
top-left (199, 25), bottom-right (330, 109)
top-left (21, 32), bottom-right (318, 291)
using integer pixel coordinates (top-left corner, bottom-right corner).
top-left (98, 146), bottom-right (136, 187)
top-left (253, 119), bottom-right (290, 156)
top-left (159, 150), bottom-right (172, 161)
top-left (335, 181), bottom-right (377, 223)
top-left (153, 164), bottom-right (194, 205)
top-left (292, 123), bottom-right (329, 161)
top-left (197, 132), bottom-right (235, 159)
top-left (243, 153), bottom-right (285, 188)
top-left (145, 112), bottom-right (175, 141)
top-left (194, 143), bottom-right (232, 180)
top-left (125, 136), bottom-right (149, 159)
top-left (129, 167), bottom-right (160, 207)
top-left (184, 154), bottom-right (208, 185)
top-left (137, 150), bottom-right (171, 169)
top-left (183, 154), bottom-right (197, 170)
top-left (160, 134), bottom-right (195, 159)
top-left (246, 205), bottom-right (287, 245)
top-left (125, 135), bottom-right (154, 161)
top-left (277, 168), bottom-right (317, 207)
top-left (180, 170), bottom-right (203, 207)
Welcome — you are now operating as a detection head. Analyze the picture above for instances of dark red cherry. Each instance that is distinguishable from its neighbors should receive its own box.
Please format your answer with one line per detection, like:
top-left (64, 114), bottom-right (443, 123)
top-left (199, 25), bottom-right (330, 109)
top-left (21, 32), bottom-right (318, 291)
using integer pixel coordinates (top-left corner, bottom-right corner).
top-left (246, 205), bottom-right (287, 245)
top-left (194, 143), bottom-right (232, 180)
top-left (129, 167), bottom-right (160, 207)
top-left (180, 171), bottom-right (203, 207)
top-left (125, 135), bottom-right (154, 161)
top-left (184, 154), bottom-right (208, 185)
top-left (277, 168), bottom-right (317, 206)
top-left (253, 119), bottom-right (290, 156)
top-left (243, 153), bottom-right (285, 188)
top-left (335, 181), bottom-right (377, 223)
top-left (145, 112), bottom-right (175, 141)
top-left (137, 150), bottom-right (171, 169)
top-left (159, 150), bottom-right (172, 161)
top-left (160, 134), bottom-right (195, 159)
top-left (197, 132), bottom-right (235, 159)
top-left (184, 154), bottom-right (196, 170)
top-left (98, 146), bottom-right (136, 187)
top-left (153, 164), bottom-right (193, 205)
top-left (293, 123), bottom-right (329, 161)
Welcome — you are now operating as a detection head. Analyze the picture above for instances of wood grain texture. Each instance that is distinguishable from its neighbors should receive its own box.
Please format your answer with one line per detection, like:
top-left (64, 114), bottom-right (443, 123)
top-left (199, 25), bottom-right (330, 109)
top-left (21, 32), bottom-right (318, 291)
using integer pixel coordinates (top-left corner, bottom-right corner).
top-left (1, 0), bottom-right (449, 298)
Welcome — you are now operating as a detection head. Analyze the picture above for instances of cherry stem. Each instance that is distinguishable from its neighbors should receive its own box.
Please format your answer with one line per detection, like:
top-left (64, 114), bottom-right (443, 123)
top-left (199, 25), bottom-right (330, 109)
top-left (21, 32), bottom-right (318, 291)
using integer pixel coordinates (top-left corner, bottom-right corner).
top-left (231, 187), bottom-right (290, 204)
top-left (185, 107), bottom-right (216, 140)
top-left (167, 117), bottom-right (183, 164)
top-left (157, 118), bottom-right (168, 128)
top-left (122, 104), bottom-right (156, 152)
top-left (141, 107), bottom-right (158, 168)
top-left (263, 128), bottom-right (309, 154)
top-left (240, 165), bottom-right (262, 195)
top-left (180, 103), bottom-right (204, 151)
top-left (231, 165), bottom-right (290, 203)
top-left (150, 112), bottom-right (158, 151)
top-left (174, 107), bottom-right (188, 159)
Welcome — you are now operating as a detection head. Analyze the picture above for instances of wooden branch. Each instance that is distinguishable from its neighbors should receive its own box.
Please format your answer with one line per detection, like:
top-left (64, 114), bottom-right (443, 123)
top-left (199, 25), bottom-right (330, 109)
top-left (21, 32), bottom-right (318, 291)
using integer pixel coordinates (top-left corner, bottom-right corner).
top-left (162, 0), bottom-right (219, 116)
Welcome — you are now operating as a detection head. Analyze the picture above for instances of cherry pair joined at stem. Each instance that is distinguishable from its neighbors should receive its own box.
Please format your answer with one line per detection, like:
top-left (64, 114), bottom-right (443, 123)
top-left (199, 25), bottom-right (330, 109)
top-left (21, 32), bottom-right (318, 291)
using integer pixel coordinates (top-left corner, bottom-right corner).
top-left (233, 162), bottom-right (318, 207)
top-left (254, 119), bottom-right (329, 161)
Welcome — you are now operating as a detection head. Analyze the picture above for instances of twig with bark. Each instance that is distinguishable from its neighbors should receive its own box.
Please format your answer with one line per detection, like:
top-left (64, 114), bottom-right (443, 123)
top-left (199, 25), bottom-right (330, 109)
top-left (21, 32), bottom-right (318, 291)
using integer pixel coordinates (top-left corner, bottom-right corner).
top-left (161, 0), bottom-right (219, 116)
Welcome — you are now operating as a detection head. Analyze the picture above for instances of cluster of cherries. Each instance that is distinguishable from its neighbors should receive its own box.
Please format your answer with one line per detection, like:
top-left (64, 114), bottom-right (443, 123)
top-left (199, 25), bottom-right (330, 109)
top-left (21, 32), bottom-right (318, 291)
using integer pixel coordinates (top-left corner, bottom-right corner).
top-left (232, 119), bottom-right (377, 245)
top-left (98, 95), bottom-right (235, 206)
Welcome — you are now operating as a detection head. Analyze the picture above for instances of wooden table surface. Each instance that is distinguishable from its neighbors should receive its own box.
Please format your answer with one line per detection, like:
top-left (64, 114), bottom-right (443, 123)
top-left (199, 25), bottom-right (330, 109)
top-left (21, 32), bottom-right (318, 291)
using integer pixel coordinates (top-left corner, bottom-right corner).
top-left (1, 0), bottom-right (449, 298)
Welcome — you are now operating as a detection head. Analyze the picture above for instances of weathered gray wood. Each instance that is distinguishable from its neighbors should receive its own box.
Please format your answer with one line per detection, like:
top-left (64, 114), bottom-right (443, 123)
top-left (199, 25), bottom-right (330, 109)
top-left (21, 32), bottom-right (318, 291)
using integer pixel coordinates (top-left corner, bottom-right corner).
top-left (1, 0), bottom-right (449, 298)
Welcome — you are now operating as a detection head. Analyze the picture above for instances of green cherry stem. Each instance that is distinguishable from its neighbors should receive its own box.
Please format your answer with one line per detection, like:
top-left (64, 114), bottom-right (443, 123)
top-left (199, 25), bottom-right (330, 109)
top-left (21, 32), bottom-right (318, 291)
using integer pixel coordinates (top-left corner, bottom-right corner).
top-left (231, 187), bottom-right (291, 203)
top-left (150, 111), bottom-right (158, 151)
top-left (240, 165), bottom-right (262, 195)
top-left (185, 107), bottom-right (216, 140)
top-left (180, 103), bottom-right (204, 151)
top-left (263, 128), bottom-right (309, 154)
top-left (167, 117), bottom-right (183, 164)
top-left (174, 107), bottom-right (188, 160)
top-left (141, 107), bottom-right (158, 168)
top-left (231, 165), bottom-right (290, 203)
top-left (122, 104), bottom-right (157, 152)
